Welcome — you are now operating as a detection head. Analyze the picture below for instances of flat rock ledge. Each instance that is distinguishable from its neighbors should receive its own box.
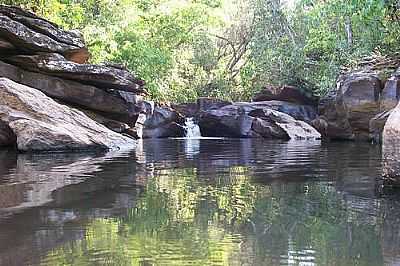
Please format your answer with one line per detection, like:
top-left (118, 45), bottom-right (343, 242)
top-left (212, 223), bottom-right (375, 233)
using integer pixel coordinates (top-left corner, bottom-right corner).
top-left (199, 103), bottom-right (321, 140)
top-left (0, 78), bottom-right (135, 152)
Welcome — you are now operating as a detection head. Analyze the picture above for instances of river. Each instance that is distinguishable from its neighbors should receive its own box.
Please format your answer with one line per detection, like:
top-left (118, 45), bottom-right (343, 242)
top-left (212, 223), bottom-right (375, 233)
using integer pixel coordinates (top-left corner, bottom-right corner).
top-left (0, 139), bottom-right (399, 265)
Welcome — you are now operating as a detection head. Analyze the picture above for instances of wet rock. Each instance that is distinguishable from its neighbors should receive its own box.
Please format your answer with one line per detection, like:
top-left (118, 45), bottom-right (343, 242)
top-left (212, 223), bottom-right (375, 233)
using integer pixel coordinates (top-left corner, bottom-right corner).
top-left (171, 102), bottom-right (198, 117)
top-left (0, 120), bottom-right (16, 146)
top-left (0, 37), bottom-right (14, 51)
top-left (236, 101), bottom-right (317, 123)
top-left (369, 110), bottom-right (392, 143)
top-left (174, 98), bottom-right (316, 126)
top-left (197, 97), bottom-right (232, 111)
top-left (382, 102), bottom-right (400, 185)
top-left (142, 105), bottom-right (185, 138)
top-left (381, 75), bottom-right (400, 112)
top-left (0, 60), bottom-right (137, 118)
top-left (5, 53), bottom-right (145, 93)
top-left (0, 78), bottom-right (135, 152)
top-left (253, 85), bottom-right (318, 106)
top-left (250, 108), bottom-right (321, 140)
top-left (318, 72), bottom-right (382, 140)
top-left (142, 122), bottom-right (185, 138)
top-left (199, 103), bottom-right (321, 140)
top-left (80, 109), bottom-right (130, 133)
top-left (0, 5), bottom-right (88, 63)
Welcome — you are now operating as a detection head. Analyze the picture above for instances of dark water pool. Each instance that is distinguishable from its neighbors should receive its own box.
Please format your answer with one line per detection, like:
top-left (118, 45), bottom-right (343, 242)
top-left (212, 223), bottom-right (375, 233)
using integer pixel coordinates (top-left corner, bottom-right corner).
top-left (0, 139), bottom-right (398, 266)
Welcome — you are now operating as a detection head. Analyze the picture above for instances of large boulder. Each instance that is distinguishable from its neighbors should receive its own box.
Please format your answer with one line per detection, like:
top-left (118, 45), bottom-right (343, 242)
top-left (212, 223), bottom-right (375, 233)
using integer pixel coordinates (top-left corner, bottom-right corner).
top-left (0, 78), bottom-right (135, 152)
top-left (0, 120), bottom-right (16, 146)
top-left (0, 60), bottom-right (137, 119)
top-left (382, 102), bottom-right (400, 186)
top-left (172, 97), bottom-right (233, 118)
top-left (369, 110), bottom-right (392, 143)
top-left (252, 85), bottom-right (318, 106)
top-left (0, 5), bottom-right (88, 63)
top-left (235, 101), bottom-right (317, 123)
top-left (171, 102), bottom-right (198, 117)
top-left (380, 74), bottom-right (400, 112)
top-left (372, 73), bottom-right (400, 142)
top-left (198, 103), bottom-right (320, 140)
top-left (317, 72), bottom-right (382, 140)
top-left (5, 53), bottom-right (145, 93)
top-left (197, 97), bottom-right (232, 111)
top-left (0, 37), bottom-right (14, 52)
top-left (142, 104), bottom-right (185, 138)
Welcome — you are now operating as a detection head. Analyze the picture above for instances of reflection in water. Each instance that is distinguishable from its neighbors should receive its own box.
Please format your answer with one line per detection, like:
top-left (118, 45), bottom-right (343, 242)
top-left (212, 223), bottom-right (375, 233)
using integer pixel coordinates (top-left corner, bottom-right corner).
top-left (0, 139), bottom-right (398, 265)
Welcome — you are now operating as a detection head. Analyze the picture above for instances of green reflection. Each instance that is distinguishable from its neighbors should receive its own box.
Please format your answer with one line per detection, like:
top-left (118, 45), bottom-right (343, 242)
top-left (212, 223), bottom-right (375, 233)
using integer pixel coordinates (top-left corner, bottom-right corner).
top-left (43, 167), bottom-right (385, 266)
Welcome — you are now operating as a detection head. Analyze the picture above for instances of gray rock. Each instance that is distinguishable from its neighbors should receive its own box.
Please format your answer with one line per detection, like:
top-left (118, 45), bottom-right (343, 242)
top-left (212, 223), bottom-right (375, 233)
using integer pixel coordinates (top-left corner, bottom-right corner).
top-left (253, 85), bottom-right (318, 106)
top-left (318, 72), bottom-right (382, 140)
top-left (235, 101), bottom-right (317, 123)
top-left (142, 105), bottom-right (185, 138)
top-left (6, 53), bottom-right (145, 93)
top-left (0, 120), bottom-right (16, 146)
top-left (0, 60), bottom-right (136, 118)
top-left (197, 97), bottom-right (232, 111)
top-left (250, 108), bottom-right (321, 140)
top-left (369, 110), bottom-right (392, 143)
top-left (0, 5), bottom-right (88, 63)
top-left (199, 103), bottom-right (321, 140)
top-left (0, 37), bottom-right (14, 51)
top-left (381, 75), bottom-right (400, 112)
top-left (142, 122), bottom-right (185, 138)
top-left (382, 102), bottom-right (400, 186)
top-left (0, 78), bottom-right (135, 152)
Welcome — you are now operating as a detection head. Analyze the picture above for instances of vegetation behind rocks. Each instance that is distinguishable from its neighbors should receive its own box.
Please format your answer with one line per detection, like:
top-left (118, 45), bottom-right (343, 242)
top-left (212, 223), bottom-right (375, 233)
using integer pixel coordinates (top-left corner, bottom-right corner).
top-left (3, 0), bottom-right (400, 103)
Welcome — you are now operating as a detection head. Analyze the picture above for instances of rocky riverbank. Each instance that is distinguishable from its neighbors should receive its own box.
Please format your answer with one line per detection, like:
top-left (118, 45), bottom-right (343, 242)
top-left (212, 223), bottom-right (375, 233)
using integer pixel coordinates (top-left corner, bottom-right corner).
top-left (0, 5), bottom-right (146, 151)
top-left (1, 5), bottom-right (400, 186)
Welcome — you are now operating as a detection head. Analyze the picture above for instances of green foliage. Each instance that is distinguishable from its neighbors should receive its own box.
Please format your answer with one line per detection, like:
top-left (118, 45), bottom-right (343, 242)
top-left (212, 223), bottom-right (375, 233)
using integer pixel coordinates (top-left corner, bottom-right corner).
top-left (3, 0), bottom-right (400, 100)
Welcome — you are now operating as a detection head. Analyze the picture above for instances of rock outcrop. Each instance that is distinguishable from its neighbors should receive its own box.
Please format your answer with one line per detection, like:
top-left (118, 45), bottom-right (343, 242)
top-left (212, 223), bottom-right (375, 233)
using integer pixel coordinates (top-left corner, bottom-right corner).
top-left (0, 78), bottom-right (135, 152)
top-left (0, 5), bottom-right (88, 63)
top-left (381, 74), bottom-right (400, 112)
top-left (253, 85), bottom-right (318, 106)
top-left (0, 5), bottom-right (148, 150)
top-left (141, 103), bottom-right (185, 138)
top-left (317, 72), bottom-right (383, 140)
top-left (199, 103), bottom-right (320, 140)
top-left (0, 120), bottom-right (16, 146)
top-left (5, 53), bottom-right (144, 93)
top-left (0, 61), bottom-right (135, 118)
top-left (172, 97), bottom-right (232, 118)
top-left (174, 98), bottom-right (316, 124)
top-left (382, 101), bottom-right (400, 186)
top-left (238, 101), bottom-right (317, 123)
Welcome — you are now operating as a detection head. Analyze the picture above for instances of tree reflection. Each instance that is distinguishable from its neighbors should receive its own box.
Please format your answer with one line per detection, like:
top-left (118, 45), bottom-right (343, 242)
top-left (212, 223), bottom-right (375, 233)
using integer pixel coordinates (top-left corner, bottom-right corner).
top-left (44, 163), bottom-right (390, 266)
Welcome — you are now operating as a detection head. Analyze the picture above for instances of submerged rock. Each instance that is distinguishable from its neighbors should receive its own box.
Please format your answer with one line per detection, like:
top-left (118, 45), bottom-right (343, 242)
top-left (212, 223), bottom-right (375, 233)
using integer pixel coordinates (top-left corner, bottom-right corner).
top-left (199, 103), bottom-right (320, 140)
top-left (6, 53), bottom-right (145, 93)
top-left (0, 5), bottom-right (88, 63)
top-left (0, 78), bottom-right (135, 152)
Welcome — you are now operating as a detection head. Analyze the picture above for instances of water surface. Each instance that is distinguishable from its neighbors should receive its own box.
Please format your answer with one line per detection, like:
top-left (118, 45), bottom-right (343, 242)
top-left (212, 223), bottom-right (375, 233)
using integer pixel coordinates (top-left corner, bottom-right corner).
top-left (0, 139), bottom-right (398, 266)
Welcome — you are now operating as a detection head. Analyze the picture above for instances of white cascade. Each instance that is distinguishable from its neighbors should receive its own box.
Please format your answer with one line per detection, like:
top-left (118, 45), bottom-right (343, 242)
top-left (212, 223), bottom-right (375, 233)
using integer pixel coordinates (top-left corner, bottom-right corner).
top-left (183, 117), bottom-right (201, 138)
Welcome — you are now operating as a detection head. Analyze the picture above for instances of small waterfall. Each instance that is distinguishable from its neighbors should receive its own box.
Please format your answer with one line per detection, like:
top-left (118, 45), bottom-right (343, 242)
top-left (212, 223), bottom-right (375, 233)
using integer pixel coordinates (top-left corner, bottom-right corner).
top-left (184, 117), bottom-right (201, 138)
